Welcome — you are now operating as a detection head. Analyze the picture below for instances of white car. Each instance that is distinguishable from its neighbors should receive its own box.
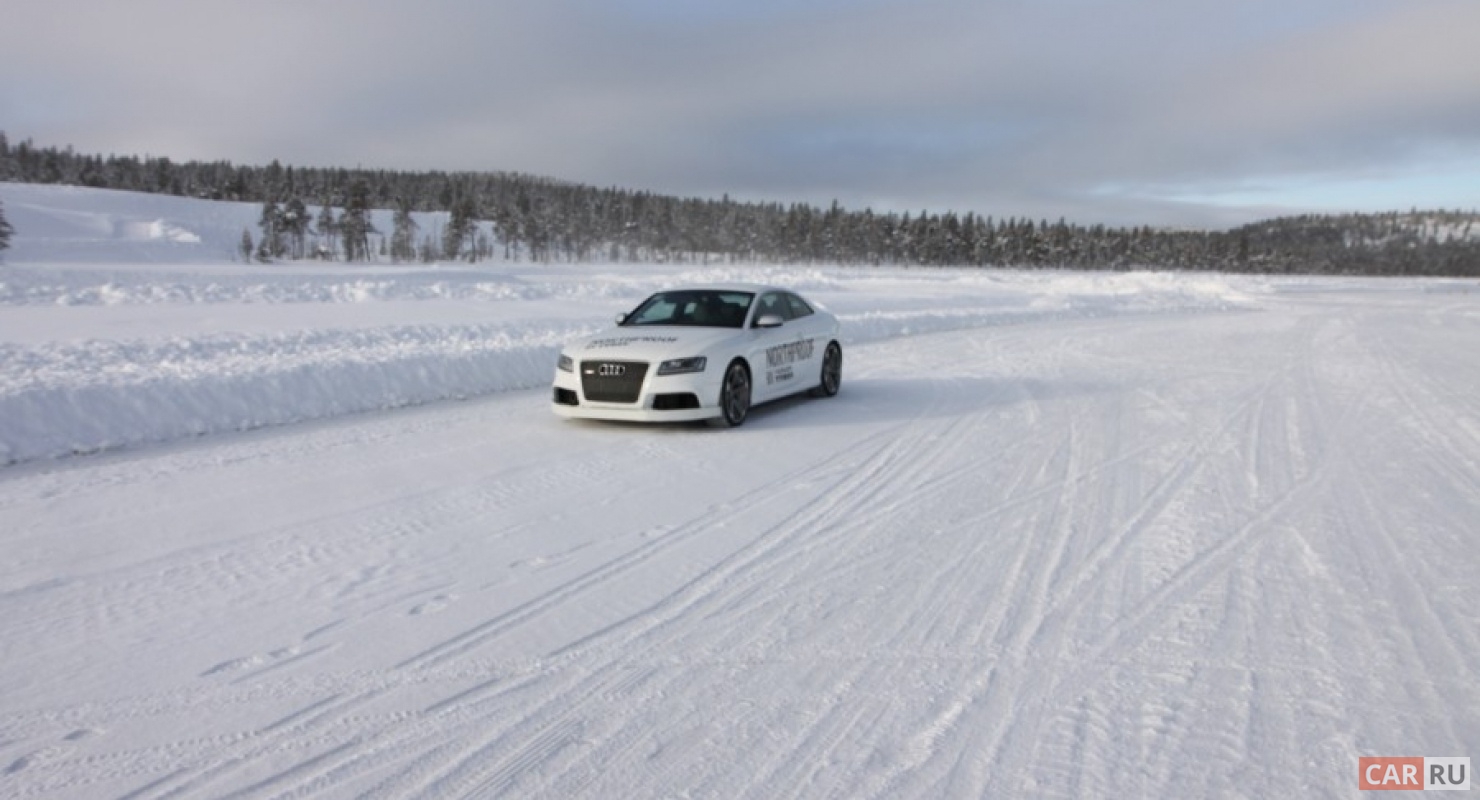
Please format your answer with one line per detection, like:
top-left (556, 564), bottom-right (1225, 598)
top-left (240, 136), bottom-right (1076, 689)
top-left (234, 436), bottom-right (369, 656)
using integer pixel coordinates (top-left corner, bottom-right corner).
top-left (552, 284), bottom-right (843, 427)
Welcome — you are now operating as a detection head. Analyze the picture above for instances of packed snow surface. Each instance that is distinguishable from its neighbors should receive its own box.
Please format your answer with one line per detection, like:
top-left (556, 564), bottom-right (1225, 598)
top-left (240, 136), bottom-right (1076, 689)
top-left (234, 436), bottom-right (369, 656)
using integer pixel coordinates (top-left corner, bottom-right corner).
top-left (2, 184), bottom-right (1479, 797)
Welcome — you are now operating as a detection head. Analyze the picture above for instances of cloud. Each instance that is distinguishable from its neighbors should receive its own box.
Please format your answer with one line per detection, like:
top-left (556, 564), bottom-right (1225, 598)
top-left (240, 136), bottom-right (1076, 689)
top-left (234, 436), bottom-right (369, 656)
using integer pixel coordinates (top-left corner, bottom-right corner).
top-left (3, 0), bottom-right (1478, 227)
top-left (1072, 2), bottom-right (1480, 188)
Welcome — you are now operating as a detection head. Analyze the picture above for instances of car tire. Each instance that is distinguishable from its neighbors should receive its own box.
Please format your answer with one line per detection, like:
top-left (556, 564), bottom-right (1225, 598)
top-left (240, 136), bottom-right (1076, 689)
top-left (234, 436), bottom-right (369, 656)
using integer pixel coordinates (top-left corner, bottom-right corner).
top-left (710, 360), bottom-right (752, 428)
top-left (810, 341), bottom-right (842, 398)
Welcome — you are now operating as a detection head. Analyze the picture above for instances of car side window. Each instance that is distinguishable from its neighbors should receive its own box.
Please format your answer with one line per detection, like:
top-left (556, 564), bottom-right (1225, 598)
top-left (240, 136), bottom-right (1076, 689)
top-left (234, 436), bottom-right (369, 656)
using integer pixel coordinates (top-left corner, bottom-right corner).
top-left (785, 293), bottom-right (814, 318)
top-left (754, 292), bottom-right (790, 324)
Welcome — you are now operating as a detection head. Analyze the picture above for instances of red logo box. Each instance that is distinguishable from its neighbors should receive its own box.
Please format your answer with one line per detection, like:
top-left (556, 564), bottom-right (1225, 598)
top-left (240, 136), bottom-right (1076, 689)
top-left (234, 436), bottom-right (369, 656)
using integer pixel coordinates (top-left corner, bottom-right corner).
top-left (1361, 757), bottom-right (1425, 791)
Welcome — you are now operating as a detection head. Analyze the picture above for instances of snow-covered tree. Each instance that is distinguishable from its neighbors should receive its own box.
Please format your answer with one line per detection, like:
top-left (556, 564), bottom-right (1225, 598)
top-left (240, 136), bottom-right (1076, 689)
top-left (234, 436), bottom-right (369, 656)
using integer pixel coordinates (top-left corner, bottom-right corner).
top-left (340, 182), bottom-right (375, 262)
top-left (390, 197), bottom-right (418, 263)
top-left (0, 198), bottom-right (13, 257)
top-left (281, 198), bottom-right (311, 259)
top-left (444, 195), bottom-right (477, 261)
top-left (316, 202), bottom-right (338, 260)
top-left (257, 201), bottom-right (284, 260)
top-left (0, 132), bottom-right (19, 181)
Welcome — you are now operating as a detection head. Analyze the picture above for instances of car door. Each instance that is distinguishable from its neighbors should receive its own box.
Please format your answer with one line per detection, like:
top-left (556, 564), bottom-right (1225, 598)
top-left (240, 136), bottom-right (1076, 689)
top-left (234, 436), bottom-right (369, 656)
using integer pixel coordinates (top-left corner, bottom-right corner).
top-left (780, 292), bottom-right (826, 393)
top-left (749, 291), bottom-right (813, 400)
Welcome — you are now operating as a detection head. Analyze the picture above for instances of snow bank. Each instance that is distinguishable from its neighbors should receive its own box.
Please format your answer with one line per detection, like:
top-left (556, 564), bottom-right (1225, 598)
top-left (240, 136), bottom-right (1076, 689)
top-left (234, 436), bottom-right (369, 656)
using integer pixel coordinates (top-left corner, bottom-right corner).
top-left (0, 323), bottom-right (595, 463)
top-left (0, 266), bottom-right (640, 307)
top-left (837, 270), bottom-right (1253, 343)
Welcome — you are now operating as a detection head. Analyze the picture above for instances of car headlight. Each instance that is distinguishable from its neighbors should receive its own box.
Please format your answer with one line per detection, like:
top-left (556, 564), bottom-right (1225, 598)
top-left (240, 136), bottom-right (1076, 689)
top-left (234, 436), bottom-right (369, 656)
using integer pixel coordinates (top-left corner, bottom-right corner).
top-left (557, 353), bottom-right (574, 372)
top-left (656, 356), bottom-right (707, 375)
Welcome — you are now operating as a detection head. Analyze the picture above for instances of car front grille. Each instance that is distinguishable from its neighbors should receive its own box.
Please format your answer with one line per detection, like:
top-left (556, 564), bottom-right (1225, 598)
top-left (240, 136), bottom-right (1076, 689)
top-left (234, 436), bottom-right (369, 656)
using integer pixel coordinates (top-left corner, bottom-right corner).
top-left (580, 360), bottom-right (649, 404)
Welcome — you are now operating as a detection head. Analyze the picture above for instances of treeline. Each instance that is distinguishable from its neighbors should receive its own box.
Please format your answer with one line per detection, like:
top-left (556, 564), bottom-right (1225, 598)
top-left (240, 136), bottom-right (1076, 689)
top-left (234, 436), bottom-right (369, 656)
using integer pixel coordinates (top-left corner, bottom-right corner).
top-left (3, 133), bottom-right (1477, 275)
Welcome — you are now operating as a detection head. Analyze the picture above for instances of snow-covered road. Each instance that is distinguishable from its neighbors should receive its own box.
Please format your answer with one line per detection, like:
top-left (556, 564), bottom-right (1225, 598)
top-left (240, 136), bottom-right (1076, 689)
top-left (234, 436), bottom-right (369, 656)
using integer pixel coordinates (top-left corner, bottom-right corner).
top-left (4, 280), bottom-right (1478, 797)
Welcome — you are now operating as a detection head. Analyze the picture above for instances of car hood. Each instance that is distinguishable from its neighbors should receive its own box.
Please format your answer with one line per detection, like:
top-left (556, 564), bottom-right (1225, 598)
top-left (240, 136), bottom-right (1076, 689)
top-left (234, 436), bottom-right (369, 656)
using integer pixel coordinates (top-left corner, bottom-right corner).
top-left (567, 326), bottom-right (741, 361)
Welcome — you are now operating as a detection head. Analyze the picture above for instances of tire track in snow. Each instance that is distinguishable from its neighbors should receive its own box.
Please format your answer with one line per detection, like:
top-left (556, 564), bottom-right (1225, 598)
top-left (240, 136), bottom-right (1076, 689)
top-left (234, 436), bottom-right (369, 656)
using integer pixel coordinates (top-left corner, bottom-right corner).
top-left (16, 439), bottom-right (660, 799)
top-left (2, 447), bottom-right (631, 685)
top-left (366, 382), bottom-right (981, 797)
top-left (856, 388), bottom-right (1089, 799)
top-left (868, 374), bottom-right (1154, 796)
top-left (1365, 323), bottom-right (1480, 494)
top-left (159, 404), bottom-right (950, 797)
top-left (864, 313), bottom-right (1343, 797)
top-left (974, 316), bottom-right (1345, 796)
top-left (977, 304), bottom-right (1480, 797)
top-left (390, 426), bottom-right (908, 674)
top-left (336, 367), bottom-right (1027, 797)
top-left (698, 382), bottom-right (1010, 798)
top-left (1327, 322), bottom-right (1480, 745)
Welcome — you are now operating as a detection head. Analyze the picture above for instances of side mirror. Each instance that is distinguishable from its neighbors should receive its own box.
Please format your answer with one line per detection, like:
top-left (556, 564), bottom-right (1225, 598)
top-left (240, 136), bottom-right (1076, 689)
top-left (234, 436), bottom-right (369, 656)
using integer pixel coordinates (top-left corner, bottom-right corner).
top-left (754, 314), bottom-right (784, 329)
top-left (615, 312), bottom-right (628, 325)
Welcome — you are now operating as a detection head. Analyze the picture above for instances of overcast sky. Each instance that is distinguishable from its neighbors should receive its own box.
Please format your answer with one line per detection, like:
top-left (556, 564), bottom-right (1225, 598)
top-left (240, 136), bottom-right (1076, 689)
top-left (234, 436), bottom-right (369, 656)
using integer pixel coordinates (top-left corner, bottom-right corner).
top-left (4, 0), bottom-right (1478, 228)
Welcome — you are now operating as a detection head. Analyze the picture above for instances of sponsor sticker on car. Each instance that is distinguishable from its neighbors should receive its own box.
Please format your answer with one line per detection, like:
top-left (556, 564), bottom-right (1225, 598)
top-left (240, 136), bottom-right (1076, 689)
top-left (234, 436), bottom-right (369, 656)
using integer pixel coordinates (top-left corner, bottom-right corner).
top-left (586, 336), bottom-right (679, 349)
top-left (765, 338), bottom-right (813, 386)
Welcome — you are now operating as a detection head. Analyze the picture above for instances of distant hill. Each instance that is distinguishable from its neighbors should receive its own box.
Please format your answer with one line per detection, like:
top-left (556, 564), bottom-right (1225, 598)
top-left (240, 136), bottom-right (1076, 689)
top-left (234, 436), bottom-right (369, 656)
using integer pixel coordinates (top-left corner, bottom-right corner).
top-left (1227, 211), bottom-right (1480, 275)
top-left (2, 134), bottom-right (1477, 275)
top-left (0, 182), bottom-right (485, 266)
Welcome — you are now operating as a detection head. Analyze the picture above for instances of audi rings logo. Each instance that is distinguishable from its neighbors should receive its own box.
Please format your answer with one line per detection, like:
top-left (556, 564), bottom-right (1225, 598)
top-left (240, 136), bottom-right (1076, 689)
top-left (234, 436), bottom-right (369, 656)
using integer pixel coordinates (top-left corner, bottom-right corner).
top-left (597, 363), bottom-right (627, 377)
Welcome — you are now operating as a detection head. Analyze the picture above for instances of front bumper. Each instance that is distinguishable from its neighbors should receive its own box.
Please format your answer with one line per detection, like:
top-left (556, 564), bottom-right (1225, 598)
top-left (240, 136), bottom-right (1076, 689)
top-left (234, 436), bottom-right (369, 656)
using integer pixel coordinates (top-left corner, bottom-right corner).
top-left (551, 361), bottom-right (725, 422)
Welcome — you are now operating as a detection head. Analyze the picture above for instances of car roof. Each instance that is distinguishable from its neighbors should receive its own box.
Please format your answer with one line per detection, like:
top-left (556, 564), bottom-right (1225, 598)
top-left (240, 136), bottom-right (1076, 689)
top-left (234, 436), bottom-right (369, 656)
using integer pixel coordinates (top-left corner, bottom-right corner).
top-left (655, 283), bottom-right (790, 295)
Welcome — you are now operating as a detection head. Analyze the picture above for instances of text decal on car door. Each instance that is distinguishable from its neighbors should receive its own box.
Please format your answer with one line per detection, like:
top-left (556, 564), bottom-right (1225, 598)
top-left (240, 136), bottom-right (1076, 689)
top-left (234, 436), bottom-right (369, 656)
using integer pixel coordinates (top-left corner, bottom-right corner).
top-left (765, 339), bottom-right (814, 385)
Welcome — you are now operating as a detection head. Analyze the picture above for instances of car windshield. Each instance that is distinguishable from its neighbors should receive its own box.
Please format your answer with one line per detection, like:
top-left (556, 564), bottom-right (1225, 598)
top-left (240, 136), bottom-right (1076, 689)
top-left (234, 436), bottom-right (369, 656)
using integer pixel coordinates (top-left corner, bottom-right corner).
top-left (622, 290), bottom-right (754, 328)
